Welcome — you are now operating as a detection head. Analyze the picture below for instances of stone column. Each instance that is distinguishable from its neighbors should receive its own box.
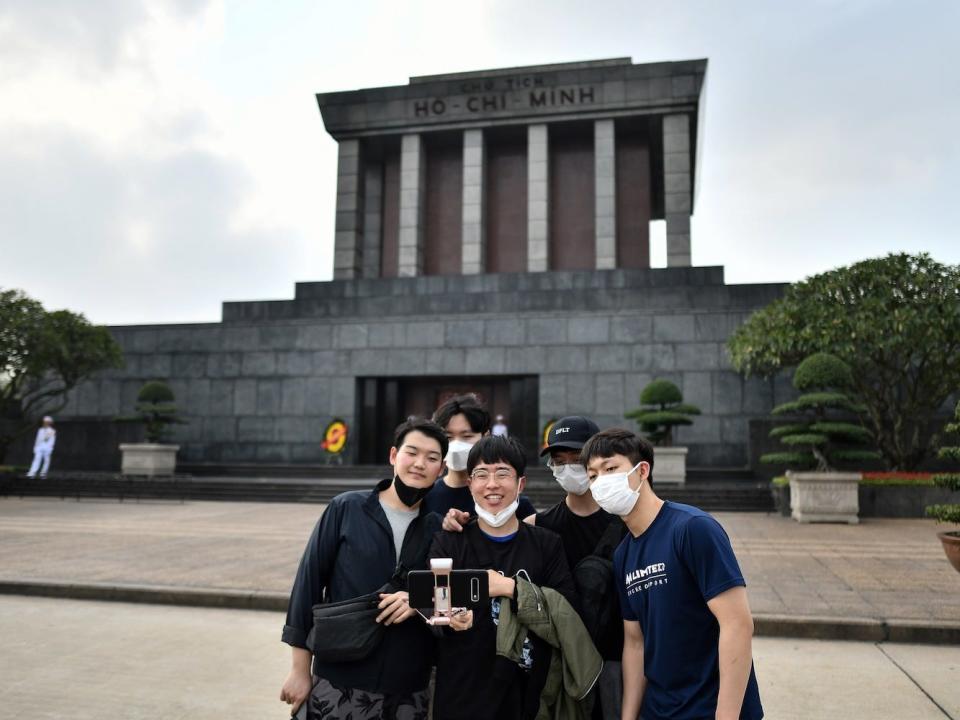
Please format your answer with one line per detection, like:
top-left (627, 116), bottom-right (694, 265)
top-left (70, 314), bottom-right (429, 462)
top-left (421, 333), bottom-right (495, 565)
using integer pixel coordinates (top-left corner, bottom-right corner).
top-left (594, 119), bottom-right (616, 270)
top-left (663, 114), bottom-right (692, 266)
top-left (527, 124), bottom-right (549, 272)
top-left (398, 133), bottom-right (425, 277)
top-left (461, 129), bottom-right (485, 274)
top-left (361, 162), bottom-right (382, 279)
top-left (333, 139), bottom-right (364, 280)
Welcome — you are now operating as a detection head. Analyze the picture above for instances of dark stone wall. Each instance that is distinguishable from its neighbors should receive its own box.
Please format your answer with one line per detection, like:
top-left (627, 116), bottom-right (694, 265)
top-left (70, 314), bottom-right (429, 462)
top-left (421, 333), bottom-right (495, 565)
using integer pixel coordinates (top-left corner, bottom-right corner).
top-left (423, 134), bottom-right (463, 275)
top-left (549, 126), bottom-right (595, 270)
top-left (616, 126), bottom-right (652, 268)
top-left (56, 267), bottom-right (788, 469)
top-left (485, 133), bottom-right (527, 273)
top-left (4, 419), bottom-right (143, 471)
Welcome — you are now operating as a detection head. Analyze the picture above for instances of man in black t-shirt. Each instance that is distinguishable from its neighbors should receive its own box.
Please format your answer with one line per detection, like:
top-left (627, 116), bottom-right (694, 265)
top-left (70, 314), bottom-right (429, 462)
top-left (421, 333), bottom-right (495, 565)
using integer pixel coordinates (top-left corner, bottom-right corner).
top-left (443, 416), bottom-right (625, 720)
top-left (429, 435), bottom-right (578, 720)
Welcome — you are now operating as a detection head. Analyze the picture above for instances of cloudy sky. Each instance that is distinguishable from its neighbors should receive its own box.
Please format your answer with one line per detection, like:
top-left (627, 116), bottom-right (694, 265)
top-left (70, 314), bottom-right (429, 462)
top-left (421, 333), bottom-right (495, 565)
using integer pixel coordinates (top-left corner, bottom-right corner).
top-left (1, 0), bottom-right (957, 326)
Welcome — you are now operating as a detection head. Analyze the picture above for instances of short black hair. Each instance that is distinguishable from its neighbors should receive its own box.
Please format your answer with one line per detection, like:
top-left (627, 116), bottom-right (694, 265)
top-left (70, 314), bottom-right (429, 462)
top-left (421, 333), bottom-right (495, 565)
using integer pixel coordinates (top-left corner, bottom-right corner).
top-left (467, 435), bottom-right (527, 477)
top-left (393, 418), bottom-right (448, 458)
top-left (432, 393), bottom-right (492, 435)
top-left (580, 428), bottom-right (655, 485)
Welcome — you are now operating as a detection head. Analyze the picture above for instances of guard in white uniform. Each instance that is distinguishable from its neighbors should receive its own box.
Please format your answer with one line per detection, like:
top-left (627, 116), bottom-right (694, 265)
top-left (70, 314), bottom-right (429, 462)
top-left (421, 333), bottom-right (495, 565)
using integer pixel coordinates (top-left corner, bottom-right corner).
top-left (27, 416), bottom-right (56, 478)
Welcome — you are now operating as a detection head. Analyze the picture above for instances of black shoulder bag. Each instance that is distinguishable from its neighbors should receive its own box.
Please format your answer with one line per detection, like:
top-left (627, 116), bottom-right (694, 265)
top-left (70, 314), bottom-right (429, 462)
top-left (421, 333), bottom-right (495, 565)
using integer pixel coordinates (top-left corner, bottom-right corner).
top-left (306, 513), bottom-right (435, 662)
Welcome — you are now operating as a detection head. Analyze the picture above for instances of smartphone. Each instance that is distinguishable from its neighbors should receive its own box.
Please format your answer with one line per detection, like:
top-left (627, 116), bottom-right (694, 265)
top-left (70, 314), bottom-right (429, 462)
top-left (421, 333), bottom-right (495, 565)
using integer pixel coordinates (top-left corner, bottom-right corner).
top-left (408, 569), bottom-right (488, 609)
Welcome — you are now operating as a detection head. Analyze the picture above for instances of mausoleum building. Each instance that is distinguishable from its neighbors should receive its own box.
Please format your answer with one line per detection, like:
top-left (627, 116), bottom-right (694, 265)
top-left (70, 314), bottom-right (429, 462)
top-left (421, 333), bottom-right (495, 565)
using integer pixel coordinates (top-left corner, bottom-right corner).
top-left (58, 58), bottom-right (789, 468)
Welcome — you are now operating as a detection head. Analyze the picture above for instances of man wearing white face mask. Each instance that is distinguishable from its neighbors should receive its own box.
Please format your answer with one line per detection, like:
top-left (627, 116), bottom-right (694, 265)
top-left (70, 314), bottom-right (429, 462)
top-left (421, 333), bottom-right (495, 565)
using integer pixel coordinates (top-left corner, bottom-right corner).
top-left (535, 416), bottom-right (627, 720)
top-left (423, 394), bottom-right (535, 519)
top-left (428, 435), bottom-right (581, 720)
top-left (582, 429), bottom-right (763, 720)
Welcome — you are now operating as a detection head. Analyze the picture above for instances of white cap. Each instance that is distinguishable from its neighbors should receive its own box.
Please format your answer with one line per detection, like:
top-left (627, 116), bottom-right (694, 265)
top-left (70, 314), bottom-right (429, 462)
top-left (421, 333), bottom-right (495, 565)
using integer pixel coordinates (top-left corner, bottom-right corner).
top-left (42, 416), bottom-right (54, 423)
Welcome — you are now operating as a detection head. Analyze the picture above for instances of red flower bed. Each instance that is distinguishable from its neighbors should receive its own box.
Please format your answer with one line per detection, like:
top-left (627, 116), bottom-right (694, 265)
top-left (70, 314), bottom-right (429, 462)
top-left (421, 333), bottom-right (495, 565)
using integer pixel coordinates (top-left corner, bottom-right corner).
top-left (861, 471), bottom-right (933, 484)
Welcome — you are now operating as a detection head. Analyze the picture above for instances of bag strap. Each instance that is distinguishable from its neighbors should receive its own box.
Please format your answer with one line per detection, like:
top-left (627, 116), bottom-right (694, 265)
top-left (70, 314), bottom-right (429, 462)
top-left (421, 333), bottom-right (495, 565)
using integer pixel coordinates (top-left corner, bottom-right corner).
top-left (391, 514), bottom-right (436, 588)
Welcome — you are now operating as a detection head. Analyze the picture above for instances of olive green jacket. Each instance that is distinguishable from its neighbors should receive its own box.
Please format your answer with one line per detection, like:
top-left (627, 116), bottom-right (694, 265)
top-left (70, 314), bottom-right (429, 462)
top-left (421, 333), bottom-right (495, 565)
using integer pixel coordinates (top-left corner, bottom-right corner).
top-left (496, 578), bottom-right (603, 720)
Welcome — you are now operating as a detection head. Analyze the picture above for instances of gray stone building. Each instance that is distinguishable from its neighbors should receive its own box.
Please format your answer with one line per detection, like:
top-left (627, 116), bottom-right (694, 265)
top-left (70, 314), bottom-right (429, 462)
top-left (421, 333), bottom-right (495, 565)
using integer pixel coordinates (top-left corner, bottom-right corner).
top-left (59, 58), bottom-right (789, 468)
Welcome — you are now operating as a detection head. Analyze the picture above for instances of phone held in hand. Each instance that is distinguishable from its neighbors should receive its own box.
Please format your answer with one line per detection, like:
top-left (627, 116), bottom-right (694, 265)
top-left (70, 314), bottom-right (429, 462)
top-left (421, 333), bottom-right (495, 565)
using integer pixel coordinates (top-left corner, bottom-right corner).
top-left (408, 558), bottom-right (489, 624)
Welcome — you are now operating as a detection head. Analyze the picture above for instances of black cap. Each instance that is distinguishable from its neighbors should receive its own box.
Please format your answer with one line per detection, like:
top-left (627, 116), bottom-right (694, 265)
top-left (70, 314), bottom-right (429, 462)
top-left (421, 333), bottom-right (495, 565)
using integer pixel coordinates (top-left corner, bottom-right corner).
top-left (540, 416), bottom-right (600, 456)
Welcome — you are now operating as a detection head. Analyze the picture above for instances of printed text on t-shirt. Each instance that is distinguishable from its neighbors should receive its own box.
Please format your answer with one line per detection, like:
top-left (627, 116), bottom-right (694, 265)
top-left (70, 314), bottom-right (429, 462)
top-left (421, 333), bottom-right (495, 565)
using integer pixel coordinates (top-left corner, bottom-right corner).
top-left (625, 562), bottom-right (668, 596)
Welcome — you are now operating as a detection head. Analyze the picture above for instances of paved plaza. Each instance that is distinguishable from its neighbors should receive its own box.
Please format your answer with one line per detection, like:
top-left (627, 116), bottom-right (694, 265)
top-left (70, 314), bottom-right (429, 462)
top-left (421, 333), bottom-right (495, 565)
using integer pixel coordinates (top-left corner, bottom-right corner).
top-left (0, 497), bottom-right (959, 717)
top-left (0, 595), bottom-right (957, 719)
top-left (0, 497), bottom-right (957, 636)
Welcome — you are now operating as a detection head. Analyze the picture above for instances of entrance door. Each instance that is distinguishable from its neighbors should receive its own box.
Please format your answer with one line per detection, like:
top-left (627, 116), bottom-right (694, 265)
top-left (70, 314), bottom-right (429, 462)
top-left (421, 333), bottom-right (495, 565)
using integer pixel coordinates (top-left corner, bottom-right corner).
top-left (355, 375), bottom-right (539, 464)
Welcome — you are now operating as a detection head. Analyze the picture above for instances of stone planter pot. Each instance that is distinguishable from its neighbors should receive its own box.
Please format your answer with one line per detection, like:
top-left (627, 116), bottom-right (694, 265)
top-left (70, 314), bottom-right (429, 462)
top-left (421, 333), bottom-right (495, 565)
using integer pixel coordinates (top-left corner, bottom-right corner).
top-left (119, 443), bottom-right (179, 477)
top-left (654, 446), bottom-right (687, 485)
top-left (787, 470), bottom-right (860, 524)
top-left (938, 531), bottom-right (960, 574)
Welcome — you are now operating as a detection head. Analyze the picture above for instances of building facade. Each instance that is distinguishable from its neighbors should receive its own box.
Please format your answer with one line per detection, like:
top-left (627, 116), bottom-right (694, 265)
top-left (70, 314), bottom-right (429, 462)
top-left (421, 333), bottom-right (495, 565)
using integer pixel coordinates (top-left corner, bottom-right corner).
top-left (57, 59), bottom-right (791, 468)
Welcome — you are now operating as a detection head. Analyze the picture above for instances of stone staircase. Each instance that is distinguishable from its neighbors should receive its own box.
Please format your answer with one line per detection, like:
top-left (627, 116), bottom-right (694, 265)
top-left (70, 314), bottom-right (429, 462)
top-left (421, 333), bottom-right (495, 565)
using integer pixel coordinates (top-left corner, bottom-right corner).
top-left (1, 465), bottom-right (773, 511)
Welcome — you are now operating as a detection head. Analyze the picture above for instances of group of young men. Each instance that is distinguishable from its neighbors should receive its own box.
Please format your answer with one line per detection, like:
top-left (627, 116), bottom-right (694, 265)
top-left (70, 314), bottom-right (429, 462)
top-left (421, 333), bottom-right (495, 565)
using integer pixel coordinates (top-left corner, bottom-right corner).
top-left (281, 394), bottom-right (763, 720)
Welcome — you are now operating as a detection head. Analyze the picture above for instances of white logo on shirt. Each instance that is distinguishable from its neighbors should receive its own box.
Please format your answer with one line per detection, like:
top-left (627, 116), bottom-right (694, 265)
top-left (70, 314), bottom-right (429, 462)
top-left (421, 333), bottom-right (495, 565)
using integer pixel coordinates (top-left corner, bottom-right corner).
top-left (625, 562), bottom-right (668, 597)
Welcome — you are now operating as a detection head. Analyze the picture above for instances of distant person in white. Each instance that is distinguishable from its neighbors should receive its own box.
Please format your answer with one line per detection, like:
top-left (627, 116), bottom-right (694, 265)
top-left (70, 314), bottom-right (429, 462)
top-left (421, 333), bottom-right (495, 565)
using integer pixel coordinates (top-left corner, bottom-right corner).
top-left (491, 414), bottom-right (509, 437)
top-left (27, 416), bottom-right (56, 478)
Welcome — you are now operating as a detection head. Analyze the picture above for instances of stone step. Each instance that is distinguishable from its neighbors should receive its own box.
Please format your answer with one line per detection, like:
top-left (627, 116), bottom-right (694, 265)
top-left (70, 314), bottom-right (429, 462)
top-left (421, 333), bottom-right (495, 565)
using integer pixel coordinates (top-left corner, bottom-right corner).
top-left (1, 473), bottom-right (774, 512)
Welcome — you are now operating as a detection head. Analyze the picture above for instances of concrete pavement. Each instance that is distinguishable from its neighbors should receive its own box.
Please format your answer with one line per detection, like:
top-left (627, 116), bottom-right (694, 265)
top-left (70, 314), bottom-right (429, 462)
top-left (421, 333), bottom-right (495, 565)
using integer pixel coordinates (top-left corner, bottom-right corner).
top-left (0, 595), bottom-right (956, 719)
top-left (1, 497), bottom-right (959, 642)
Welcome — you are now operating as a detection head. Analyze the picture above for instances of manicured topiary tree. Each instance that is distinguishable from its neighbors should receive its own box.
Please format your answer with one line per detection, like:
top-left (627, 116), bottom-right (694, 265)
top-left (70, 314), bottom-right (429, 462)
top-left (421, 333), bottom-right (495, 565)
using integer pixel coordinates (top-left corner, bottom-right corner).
top-left (133, 381), bottom-right (186, 443)
top-left (761, 353), bottom-right (881, 471)
top-left (926, 400), bottom-right (960, 526)
top-left (729, 253), bottom-right (960, 470)
top-left (625, 379), bottom-right (701, 447)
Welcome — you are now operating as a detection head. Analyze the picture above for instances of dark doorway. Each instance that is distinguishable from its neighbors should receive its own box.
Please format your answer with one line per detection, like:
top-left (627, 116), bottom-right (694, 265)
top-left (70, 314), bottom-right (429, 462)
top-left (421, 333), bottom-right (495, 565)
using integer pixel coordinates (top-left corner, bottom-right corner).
top-left (356, 375), bottom-right (539, 465)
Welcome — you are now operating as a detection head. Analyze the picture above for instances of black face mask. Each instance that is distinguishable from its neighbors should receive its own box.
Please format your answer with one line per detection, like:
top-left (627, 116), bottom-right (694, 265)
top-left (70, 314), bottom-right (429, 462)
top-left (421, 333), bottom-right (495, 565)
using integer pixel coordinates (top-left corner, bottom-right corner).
top-left (393, 474), bottom-right (432, 508)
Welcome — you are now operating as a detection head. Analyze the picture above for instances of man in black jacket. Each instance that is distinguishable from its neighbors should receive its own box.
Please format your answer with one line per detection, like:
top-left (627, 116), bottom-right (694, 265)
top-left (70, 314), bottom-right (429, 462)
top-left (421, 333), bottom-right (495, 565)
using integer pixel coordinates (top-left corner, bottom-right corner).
top-left (429, 435), bottom-right (579, 720)
top-left (280, 418), bottom-right (448, 719)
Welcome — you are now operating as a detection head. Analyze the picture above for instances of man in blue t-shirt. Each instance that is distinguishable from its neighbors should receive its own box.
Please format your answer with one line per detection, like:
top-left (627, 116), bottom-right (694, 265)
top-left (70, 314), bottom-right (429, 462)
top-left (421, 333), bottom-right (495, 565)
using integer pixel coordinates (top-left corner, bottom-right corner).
top-left (581, 428), bottom-right (763, 720)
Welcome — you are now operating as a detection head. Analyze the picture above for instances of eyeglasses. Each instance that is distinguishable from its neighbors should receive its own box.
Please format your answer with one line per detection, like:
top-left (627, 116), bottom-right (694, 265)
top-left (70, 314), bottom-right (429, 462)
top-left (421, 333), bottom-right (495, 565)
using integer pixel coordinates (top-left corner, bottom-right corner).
top-left (470, 468), bottom-right (516, 482)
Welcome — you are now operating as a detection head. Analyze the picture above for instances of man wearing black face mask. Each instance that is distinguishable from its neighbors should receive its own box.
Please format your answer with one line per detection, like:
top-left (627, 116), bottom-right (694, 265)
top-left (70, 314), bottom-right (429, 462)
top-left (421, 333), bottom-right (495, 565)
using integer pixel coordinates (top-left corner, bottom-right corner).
top-left (280, 418), bottom-right (448, 719)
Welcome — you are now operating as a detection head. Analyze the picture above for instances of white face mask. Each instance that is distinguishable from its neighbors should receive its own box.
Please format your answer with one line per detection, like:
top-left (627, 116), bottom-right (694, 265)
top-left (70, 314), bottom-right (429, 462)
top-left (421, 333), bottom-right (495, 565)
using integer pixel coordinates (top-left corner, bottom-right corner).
top-left (590, 461), bottom-right (644, 517)
top-left (475, 491), bottom-right (520, 528)
top-left (445, 440), bottom-right (473, 472)
top-left (550, 463), bottom-right (591, 496)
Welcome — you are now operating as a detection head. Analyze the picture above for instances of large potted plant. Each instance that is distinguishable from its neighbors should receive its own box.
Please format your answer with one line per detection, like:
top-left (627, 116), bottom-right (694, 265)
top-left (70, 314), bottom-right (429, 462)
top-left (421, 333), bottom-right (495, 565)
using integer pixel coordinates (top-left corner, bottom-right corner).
top-left (119, 381), bottom-right (186, 477)
top-left (762, 353), bottom-right (880, 523)
top-left (625, 379), bottom-right (701, 484)
top-left (926, 400), bottom-right (960, 573)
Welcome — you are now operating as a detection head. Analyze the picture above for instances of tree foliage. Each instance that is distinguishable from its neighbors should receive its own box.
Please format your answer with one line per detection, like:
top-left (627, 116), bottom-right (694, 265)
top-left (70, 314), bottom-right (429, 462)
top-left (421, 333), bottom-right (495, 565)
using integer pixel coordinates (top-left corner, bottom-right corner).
top-left (0, 289), bottom-right (123, 461)
top-left (729, 253), bottom-right (960, 470)
top-left (927, 400), bottom-right (960, 526)
top-left (761, 353), bottom-right (881, 472)
top-left (625, 379), bottom-right (701, 447)
top-left (132, 380), bottom-right (185, 443)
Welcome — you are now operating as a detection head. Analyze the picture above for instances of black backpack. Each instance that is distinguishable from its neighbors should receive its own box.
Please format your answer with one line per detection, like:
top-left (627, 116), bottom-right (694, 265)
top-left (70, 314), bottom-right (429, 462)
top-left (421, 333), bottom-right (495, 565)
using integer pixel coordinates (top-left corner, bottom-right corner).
top-left (572, 518), bottom-right (627, 659)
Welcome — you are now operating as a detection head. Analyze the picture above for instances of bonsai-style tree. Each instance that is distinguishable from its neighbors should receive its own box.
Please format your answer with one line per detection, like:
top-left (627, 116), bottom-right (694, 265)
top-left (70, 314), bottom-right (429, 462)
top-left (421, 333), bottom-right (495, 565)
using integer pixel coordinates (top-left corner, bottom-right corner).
top-left (926, 400), bottom-right (960, 526)
top-left (133, 381), bottom-right (186, 443)
top-left (761, 353), bottom-right (881, 471)
top-left (625, 379), bottom-right (701, 447)
top-left (729, 253), bottom-right (960, 470)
